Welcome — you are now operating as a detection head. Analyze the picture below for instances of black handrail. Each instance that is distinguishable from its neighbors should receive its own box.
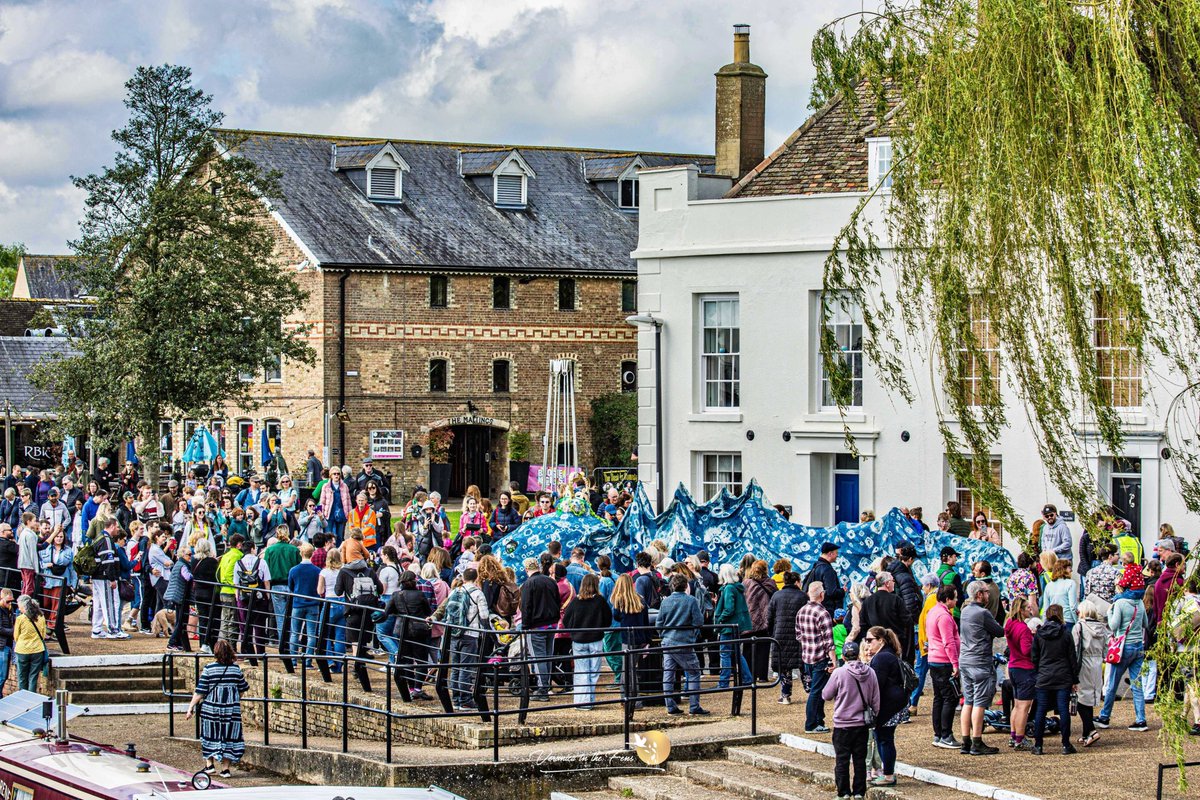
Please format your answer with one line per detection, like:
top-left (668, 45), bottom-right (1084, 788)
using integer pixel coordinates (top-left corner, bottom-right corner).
top-left (163, 575), bottom-right (779, 763)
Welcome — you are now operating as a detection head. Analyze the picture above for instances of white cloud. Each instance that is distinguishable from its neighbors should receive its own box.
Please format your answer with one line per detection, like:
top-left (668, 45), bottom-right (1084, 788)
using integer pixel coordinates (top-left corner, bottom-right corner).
top-left (0, 0), bottom-right (866, 252)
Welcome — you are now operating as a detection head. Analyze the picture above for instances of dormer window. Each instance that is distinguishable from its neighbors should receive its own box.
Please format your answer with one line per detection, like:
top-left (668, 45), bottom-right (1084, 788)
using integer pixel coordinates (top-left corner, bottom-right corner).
top-left (867, 137), bottom-right (893, 191)
top-left (459, 149), bottom-right (536, 210)
top-left (331, 141), bottom-right (410, 203)
top-left (619, 177), bottom-right (639, 209)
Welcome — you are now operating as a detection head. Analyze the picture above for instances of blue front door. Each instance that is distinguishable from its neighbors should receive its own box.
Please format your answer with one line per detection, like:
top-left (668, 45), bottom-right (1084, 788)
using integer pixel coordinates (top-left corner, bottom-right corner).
top-left (834, 473), bottom-right (859, 524)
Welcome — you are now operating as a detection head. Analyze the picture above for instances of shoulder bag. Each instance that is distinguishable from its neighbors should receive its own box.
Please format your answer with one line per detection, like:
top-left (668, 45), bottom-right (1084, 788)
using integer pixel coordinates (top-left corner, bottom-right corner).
top-left (852, 676), bottom-right (876, 725)
top-left (1105, 607), bottom-right (1136, 665)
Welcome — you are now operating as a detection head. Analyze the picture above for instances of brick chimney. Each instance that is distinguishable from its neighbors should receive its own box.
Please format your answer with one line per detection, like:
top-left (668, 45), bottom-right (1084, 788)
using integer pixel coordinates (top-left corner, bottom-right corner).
top-left (715, 24), bottom-right (767, 180)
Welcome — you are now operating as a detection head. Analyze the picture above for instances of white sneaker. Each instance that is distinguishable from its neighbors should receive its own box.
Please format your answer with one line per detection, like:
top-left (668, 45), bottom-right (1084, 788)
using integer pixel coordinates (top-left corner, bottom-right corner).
top-left (113, 631), bottom-right (131, 640)
top-left (91, 632), bottom-right (110, 639)
top-left (778, 696), bottom-right (792, 705)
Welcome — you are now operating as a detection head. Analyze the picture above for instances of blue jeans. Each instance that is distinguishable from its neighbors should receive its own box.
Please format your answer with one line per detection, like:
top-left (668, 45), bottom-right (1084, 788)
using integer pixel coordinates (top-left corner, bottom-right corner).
top-left (271, 592), bottom-right (289, 646)
top-left (663, 647), bottom-right (702, 712)
top-left (375, 595), bottom-right (396, 661)
top-left (527, 629), bottom-right (555, 694)
top-left (1144, 659), bottom-right (1158, 700)
top-left (325, 602), bottom-right (347, 660)
top-left (0, 646), bottom-right (11, 697)
top-left (291, 604), bottom-right (321, 657)
top-left (15, 651), bottom-right (44, 693)
top-left (910, 650), bottom-right (929, 707)
top-left (804, 660), bottom-right (831, 731)
top-left (450, 635), bottom-right (480, 707)
top-left (718, 631), bottom-right (751, 688)
top-left (572, 639), bottom-right (605, 706)
top-left (325, 520), bottom-right (346, 545)
top-left (1034, 686), bottom-right (1072, 746)
top-left (1101, 644), bottom-right (1146, 723)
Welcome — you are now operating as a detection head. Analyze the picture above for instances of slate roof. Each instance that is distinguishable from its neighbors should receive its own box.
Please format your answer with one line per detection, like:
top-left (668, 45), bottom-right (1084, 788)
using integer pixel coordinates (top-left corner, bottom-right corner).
top-left (0, 336), bottom-right (76, 415)
top-left (16, 255), bottom-right (85, 300)
top-left (332, 143), bottom-right (387, 169)
top-left (729, 87), bottom-right (900, 198)
top-left (0, 300), bottom-right (41, 337)
top-left (228, 130), bottom-right (712, 275)
top-left (458, 149), bottom-right (515, 176)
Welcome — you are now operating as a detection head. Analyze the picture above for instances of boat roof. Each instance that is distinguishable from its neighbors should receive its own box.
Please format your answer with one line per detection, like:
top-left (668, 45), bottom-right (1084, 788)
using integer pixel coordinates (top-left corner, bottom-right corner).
top-left (136, 788), bottom-right (466, 800)
top-left (0, 734), bottom-right (210, 799)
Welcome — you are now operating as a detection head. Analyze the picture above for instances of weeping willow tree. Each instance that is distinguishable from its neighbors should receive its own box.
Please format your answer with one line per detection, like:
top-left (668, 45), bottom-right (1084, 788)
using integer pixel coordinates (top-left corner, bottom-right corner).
top-left (813, 0), bottom-right (1200, 772)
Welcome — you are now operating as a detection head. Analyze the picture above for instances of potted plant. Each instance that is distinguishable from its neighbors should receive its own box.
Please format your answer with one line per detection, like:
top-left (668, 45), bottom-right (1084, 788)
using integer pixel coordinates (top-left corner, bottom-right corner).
top-left (427, 427), bottom-right (453, 498)
top-left (507, 428), bottom-right (532, 492)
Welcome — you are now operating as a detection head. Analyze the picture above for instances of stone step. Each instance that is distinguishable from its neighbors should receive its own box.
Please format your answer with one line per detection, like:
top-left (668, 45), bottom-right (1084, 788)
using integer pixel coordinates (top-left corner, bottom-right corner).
top-left (67, 689), bottom-right (165, 706)
top-left (58, 676), bottom-right (162, 691)
top-left (608, 775), bottom-right (741, 800)
top-left (52, 665), bottom-right (164, 680)
top-left (556, 792), bottom-right (630, 800)
top-left (666, 759), bottom-right (839, 800)
top-left (724, 744), bottom-right (837, 790)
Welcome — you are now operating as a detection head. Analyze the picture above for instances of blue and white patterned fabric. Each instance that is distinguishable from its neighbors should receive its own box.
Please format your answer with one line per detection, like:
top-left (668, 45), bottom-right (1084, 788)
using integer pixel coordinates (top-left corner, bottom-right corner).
top-left (493, 480), bottom-right (1016, 591)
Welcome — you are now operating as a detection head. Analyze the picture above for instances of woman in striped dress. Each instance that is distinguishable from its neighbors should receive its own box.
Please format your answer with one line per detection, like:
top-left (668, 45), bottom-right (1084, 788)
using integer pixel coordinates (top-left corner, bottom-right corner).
top-left (185, 639), bottom-right (250, 778)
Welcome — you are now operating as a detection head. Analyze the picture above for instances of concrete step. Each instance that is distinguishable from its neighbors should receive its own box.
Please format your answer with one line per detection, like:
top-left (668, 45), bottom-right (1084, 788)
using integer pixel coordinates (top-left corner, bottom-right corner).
top-left (666, 759), bottom-right (838, 800)
top-left (59, 677), bottom-right (162, 691)
top-left (67, 689), bottom-right (165, 706)
top-left (608, 775), bottom-right (741, 800)
top-left (52, 665), bottom-right (163, 680)
top-left (724, 744), bottom-right (837, 790)
top-left (556, 793), bottom-right (629, 800)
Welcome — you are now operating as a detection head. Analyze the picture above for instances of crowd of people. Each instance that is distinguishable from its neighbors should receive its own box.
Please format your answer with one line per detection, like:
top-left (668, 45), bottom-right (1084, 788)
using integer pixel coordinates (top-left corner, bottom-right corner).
top-left (2, 454), bottom-right (1199, 799)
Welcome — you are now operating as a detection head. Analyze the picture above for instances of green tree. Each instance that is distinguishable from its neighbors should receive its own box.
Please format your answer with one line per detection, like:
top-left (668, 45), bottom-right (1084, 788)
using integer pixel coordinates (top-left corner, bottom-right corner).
top-left (812, 0), bottom-right (1200, 774)
top-left (31, 64), bottom-right (313, 483)
top-left (0, 242), bottom-right (24, 298)
top-left (589, 392), bottom-right (637, 468)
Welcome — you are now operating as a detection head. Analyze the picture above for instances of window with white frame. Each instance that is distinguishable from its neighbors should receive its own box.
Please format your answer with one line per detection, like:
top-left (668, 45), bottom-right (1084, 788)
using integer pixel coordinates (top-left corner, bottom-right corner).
top-left (953, 456), bottom-right (1004, 536)
top-left (368, 167), bottom-right (400, 200)
top-left (159, 420), bottom-right (173, 465)
top-left (698, 452), bottom-right (743, 500)
top-left (868, 137), bottom-right (893, 190)
top-left (494, 174), bottom-right (526, 206)
top-left (1093, 290), bottom-right (1142, 408)
top-left (263, 419), bottom-right (283, 466)
top-left (959, 299), bottom-right (1000, 406)
top-left (237, 419), bottom-right (254, 475)
top-left (700, 296), bottom-right (740, 410)
top-left (820, 293), bottom-right (864, 408)
top-left (619, 178), bottom-right (639, 209)
top-left (264, 351), bottom-right (282, 383)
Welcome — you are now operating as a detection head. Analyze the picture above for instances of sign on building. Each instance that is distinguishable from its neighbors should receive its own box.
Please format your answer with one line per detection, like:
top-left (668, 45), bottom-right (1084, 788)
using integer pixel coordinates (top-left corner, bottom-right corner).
top-left (369, 430), bottom-right (405, 460)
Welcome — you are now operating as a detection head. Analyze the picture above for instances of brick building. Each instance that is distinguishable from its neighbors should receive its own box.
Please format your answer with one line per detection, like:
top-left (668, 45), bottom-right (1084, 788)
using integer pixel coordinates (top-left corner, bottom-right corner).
top-left (190, 132), bottom-right (712, 498)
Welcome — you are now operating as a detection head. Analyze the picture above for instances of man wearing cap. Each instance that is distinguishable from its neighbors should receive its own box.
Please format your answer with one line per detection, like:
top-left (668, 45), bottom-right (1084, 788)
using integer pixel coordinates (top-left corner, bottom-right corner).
top-left (808, 542), bottom-right (846, 617)
top-left (1040, 504), bottom-right (1072, 563)
top-left (936, 547), bottom-right (965, 614)
top-left (115, 491), bottom-right (137, 535)
top-left (355, 459), bottom-right (390, 504)
top-left (38, 488), bottom-right (69, 531)
top-left (236, 477), bottom-right (263, 512)
top-left (159, 479), bottom-right (182, 522)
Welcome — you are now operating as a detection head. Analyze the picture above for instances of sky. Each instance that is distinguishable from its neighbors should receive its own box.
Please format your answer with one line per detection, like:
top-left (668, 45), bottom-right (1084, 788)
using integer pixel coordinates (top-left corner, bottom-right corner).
top-left (0, 0), bottom-right (864, 253)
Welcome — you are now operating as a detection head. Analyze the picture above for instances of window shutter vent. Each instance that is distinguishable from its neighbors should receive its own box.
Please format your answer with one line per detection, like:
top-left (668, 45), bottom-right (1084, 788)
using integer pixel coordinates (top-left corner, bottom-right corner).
top-left (495, 174), bottom-right (524, 206)
top-left (369, 168), bottom-right (398, 198)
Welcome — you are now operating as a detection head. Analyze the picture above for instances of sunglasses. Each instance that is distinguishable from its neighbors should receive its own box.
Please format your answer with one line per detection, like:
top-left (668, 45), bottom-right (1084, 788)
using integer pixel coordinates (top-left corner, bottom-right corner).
top-left (864, 636), bottom-right (878, 642)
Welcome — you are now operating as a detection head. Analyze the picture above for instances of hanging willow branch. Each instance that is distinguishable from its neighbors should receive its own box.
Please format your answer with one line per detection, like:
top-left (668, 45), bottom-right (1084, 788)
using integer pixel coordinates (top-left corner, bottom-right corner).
top-left (813, 0), bottom-right (1200, 778)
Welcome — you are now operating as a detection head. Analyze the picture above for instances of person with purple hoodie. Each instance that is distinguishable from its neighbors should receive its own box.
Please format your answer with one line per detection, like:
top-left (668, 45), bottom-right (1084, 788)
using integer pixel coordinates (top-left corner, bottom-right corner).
top-left (823, 639), bottom-right (881, 800)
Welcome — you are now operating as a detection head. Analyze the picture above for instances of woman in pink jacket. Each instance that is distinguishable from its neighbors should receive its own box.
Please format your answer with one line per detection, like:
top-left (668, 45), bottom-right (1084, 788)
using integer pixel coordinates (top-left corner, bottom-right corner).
top-left (926, 584), bottom-right (961, 749)
top-left (319, 471), bottom-right (353, 545)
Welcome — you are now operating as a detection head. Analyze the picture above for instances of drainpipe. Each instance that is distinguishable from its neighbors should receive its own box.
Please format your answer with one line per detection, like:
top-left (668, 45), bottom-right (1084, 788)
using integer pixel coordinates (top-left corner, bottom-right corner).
top-left (338, 269), bottom-right (350, 461)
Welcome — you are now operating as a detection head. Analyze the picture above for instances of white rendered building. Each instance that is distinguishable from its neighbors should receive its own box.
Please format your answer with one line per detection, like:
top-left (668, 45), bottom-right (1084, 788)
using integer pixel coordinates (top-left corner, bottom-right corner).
top-left (630, 28), bottom-right (1195, 554)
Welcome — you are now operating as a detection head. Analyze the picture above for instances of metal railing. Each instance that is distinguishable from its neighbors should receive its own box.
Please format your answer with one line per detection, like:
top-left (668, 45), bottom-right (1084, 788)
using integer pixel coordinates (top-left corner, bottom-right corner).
top-left (1157, 761), bottom-right (1200, 800)
top-left (163, 576), bottom-right (779, 763)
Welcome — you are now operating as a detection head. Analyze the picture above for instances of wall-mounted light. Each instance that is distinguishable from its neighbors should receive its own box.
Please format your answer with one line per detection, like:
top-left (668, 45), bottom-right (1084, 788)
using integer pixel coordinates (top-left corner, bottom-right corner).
top-left (782, 431), bottom-right (791, 442)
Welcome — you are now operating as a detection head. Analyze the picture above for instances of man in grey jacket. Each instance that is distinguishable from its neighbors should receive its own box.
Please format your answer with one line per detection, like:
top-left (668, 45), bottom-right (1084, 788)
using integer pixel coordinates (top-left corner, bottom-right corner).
top-left (959, 580), bottom-right (1005, 756)
top-left (1040, 504), bottom-right (1073, 563)
top-left (656, 574), bottom-right (709, 716)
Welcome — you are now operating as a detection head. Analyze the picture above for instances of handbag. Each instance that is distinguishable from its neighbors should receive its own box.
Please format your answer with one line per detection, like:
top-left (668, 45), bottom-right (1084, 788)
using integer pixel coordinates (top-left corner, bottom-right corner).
top-left (118, 579), bottom-right (135, 603)
top-left (1105, 609), bottom-right (1137, 665)
top-left (852, 676), bottom-right (876, 725)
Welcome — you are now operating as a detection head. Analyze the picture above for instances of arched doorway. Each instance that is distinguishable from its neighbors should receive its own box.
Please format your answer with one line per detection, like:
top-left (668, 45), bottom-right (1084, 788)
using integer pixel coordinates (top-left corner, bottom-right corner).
top-left (426, 415), bottom-right (510, 499)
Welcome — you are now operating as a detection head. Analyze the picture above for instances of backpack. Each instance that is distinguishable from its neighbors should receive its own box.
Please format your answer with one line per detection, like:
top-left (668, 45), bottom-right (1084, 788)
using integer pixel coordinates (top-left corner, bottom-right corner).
top-left (234, 556), bottom-right (263, 600)
top-left (495, 582), bottom-right (520, 618)
top-left (73, 541), bottom-right (99, 578)
top-left (442, 588), bottom-right (471, 638)
top-left (899, 658), bottom-right (919, 694)
top-left (690, 578), bottom-right (715, 619)
top-left (350, 571), bottom-right (380, 607)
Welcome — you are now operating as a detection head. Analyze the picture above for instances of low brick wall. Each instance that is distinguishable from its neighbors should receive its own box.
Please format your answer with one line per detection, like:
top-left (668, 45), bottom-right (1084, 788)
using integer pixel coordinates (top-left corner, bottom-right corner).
top-left (172, 657), bottom-right (645, 750)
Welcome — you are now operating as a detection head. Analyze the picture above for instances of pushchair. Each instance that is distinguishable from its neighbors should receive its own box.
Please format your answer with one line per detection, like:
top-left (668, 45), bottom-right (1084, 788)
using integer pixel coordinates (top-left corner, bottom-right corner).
top-left (484, 619), bottom-right (527, 696)
top-left (984, 677), bottom-right (1061, 735)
